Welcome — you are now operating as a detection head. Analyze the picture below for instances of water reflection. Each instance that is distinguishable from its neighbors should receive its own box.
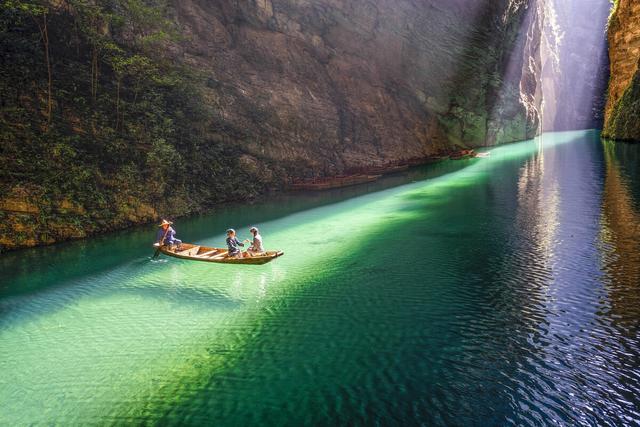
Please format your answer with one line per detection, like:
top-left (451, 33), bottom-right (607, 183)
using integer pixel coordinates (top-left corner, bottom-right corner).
top-left (600, 140), bottom-right (640, 336)
top-left (511, 132), bottom-right (640, 423)
top-left (516, 134), bottom-right (560, 265)
top-left (2, 132), bottom-right (639, 425)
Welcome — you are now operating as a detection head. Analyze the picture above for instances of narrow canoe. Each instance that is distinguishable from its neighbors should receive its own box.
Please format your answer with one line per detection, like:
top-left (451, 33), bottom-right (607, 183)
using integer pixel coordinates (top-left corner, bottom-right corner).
top-left (158, 243), bottom-right (284, 265)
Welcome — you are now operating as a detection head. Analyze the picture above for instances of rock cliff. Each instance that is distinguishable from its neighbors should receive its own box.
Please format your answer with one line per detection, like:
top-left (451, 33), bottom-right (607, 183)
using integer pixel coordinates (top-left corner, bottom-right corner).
top-left (603, 0), bottom-right (640, 141)
top-left (521, 0), bottom-right (610, 133)
top-left (2, 0), bottom-right (612, 253)
top-left (1, 0), bottom-right (544, 251)
top-left (169, 0), bottom-right (538, 171)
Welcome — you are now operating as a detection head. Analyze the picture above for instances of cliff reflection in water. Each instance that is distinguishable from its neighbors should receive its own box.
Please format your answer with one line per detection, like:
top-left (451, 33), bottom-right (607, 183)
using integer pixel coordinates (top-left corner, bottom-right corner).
top-left (600, 141), bottom-right (640, 336)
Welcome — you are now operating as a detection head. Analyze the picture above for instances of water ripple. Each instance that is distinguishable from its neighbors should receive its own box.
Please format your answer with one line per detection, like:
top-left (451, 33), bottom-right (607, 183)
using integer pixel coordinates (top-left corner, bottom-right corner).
top-left (1, 132), bottom-right (639, 425)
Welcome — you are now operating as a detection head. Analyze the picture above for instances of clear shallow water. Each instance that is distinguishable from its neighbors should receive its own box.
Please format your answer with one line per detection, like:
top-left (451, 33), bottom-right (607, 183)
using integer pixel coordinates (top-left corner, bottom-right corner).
top-left (1, 130), bottom-right (639, 425)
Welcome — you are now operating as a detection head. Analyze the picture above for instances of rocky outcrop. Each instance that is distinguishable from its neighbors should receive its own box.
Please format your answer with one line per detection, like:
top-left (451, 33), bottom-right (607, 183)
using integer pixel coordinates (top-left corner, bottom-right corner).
top-left (603, 0), bottom-right (640, 141)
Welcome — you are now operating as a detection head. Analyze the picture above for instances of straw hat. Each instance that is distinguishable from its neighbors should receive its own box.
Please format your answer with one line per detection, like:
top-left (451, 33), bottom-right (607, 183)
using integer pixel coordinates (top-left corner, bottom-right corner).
top-left (158, 219), bottom-right (173, 227)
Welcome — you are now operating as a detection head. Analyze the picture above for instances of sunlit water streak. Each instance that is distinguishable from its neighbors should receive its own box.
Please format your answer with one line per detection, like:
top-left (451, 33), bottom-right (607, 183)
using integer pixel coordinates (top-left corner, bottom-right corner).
top-left (1, 130), bottom-right (639, 425)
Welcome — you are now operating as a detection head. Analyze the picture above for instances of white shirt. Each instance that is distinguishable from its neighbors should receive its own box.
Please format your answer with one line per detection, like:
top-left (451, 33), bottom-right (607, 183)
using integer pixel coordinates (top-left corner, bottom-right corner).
top-left (251, 234), bottom-right (264, 252)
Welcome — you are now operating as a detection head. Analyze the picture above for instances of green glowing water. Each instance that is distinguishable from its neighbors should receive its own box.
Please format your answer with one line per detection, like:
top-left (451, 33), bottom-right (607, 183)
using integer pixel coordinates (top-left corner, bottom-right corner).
top-left (1, 130), bottom-right (639, 425)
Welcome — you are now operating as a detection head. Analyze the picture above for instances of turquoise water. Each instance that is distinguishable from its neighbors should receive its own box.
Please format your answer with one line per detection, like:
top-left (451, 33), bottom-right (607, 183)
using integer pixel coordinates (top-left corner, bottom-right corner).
top-left (1, 130), bottom-right (639, 425)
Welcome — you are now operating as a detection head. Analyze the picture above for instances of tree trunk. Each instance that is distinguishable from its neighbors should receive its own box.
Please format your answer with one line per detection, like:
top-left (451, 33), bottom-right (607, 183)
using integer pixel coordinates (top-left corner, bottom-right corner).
top-left (43, 14), bottom-right (52, 130)
top-left (91, 47), bottom-right (98, 102)
top-left (116, 78), bottom-right (121, 130)
top-left (35, 13), bottom-right (52, 131)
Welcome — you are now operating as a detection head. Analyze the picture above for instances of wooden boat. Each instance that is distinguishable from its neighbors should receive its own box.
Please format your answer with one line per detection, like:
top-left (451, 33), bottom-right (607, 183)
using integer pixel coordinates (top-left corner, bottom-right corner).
top-left (291, 174), bottom-right (381, 191)
top-left (158, 243), bottom-right (284, 265)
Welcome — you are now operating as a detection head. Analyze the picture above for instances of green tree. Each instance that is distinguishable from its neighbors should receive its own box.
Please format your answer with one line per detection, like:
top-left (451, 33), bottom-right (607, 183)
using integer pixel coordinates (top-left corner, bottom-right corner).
top-left (3, 0), bottom-right (57, 130)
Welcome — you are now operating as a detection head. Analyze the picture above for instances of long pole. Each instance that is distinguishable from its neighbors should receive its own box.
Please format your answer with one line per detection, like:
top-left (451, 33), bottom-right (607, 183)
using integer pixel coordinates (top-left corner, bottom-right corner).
top-left (153, 227), bottom-right (171, 259)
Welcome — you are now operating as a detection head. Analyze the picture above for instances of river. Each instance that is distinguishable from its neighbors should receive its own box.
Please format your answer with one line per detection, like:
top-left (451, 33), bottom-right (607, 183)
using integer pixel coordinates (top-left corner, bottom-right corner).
top-left (1, 130), bottom-right (639, 425)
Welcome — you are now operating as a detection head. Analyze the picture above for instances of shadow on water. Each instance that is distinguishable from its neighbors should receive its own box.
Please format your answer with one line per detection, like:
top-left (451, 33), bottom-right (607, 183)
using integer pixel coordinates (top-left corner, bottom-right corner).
top-left (0, 159), bottom-right (466, 299)
top-left (4, 131), bottom-right (639, 425)
top-left (150, 132), bottom-right (640, 426)
top-left (153, 145), bottom-right (550, 426)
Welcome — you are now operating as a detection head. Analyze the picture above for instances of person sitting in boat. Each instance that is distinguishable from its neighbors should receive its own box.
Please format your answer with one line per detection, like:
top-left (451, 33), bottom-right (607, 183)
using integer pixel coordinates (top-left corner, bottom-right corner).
top-left (244, 226), bottom-right (265, 257)
top-left (225, 228), bottom-right (244, 258)
top-left (155, 219), bottom-right (182, 250)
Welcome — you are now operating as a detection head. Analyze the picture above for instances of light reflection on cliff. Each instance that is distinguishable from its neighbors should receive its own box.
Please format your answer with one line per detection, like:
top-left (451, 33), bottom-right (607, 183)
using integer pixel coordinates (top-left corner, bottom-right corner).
top-left (495, 0), bottom-right (611, 136)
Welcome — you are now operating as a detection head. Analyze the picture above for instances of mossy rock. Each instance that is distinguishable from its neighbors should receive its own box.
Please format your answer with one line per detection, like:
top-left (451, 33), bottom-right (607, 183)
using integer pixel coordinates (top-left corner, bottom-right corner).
top-left (604, 71), bottom-right (640, 142)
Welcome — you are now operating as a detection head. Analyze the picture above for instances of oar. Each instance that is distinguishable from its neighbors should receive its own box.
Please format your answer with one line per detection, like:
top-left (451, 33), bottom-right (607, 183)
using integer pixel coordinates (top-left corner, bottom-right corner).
top-left (153, 227), bottom-right (171, 259)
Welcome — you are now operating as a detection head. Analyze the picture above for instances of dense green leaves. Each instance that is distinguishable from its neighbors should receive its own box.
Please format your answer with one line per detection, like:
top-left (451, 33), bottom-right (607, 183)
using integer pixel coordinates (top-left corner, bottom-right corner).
top-left (0, 0), bottom-right (264, 243)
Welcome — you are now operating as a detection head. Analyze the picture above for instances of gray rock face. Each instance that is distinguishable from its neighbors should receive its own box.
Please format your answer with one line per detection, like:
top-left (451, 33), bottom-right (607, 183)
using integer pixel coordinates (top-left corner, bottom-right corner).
top-left (169, 0), bottom-right (537, 175)
top-left (540, 0), bottom-right (610, 132)
top-left (468, 0), bottom-right (610, 137)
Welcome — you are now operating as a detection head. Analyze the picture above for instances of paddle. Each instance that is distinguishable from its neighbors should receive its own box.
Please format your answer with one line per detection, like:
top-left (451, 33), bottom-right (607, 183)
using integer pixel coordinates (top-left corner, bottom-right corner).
top-left (153, 226), bottom-right (171, 259)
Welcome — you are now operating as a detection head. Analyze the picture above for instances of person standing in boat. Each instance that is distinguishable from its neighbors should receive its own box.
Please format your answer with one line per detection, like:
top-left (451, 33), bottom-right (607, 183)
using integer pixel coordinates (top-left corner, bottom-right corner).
top-left (225, 228), bottom-right (244, 258)
top-left (155, 219), bottom-right (182, 250)
top-left (244, 226), bottom-right (265, 257)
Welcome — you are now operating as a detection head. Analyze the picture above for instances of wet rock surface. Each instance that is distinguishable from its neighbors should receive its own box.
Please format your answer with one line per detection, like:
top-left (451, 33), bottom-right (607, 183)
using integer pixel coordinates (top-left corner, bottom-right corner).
top-left (604, 0), bottom-right (640, 141)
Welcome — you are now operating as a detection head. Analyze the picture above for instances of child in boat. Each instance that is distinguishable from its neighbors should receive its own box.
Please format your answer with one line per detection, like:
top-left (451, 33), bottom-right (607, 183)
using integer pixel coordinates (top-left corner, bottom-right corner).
top-left (155, 219), bottom-right (182, 250)
top-left (225, 228), bottom-right (244, 258)
top-left (244, 226), bottom-right (265, 257)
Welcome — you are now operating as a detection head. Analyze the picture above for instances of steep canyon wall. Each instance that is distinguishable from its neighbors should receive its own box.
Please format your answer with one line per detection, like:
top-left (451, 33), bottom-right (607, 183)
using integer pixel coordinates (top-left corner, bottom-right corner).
top-left (522, 0), bottom-right (610, 133)
top-left (0, 0), bottom-right (541, 251)
top-left (0, 0), bottom-right (615, 252)
top-left (603, 0), bottom-right (640, 141)
top-left (169, 0), bottom-right (538, 169)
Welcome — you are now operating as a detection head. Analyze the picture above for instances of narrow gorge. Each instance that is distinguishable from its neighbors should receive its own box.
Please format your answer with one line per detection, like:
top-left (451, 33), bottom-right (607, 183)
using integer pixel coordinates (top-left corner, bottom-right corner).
top-left (2, 2), bottom-right (640, 425)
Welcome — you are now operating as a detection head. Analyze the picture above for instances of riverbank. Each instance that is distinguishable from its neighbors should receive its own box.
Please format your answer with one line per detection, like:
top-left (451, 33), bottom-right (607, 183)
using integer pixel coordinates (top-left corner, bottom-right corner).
top-left (0, 148), bottom-right (480, 253)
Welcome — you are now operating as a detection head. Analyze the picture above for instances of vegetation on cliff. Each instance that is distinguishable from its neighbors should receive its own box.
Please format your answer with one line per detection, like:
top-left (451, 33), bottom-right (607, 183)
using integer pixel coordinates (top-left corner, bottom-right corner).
top-left (0, 0), bottom-right (547, 251)
top-left (0, 0), bottom-right (269, 251)
top-left (603, 0), bottom-right (640, 142)
top-left (604, 73), bottom-right (640, 141)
